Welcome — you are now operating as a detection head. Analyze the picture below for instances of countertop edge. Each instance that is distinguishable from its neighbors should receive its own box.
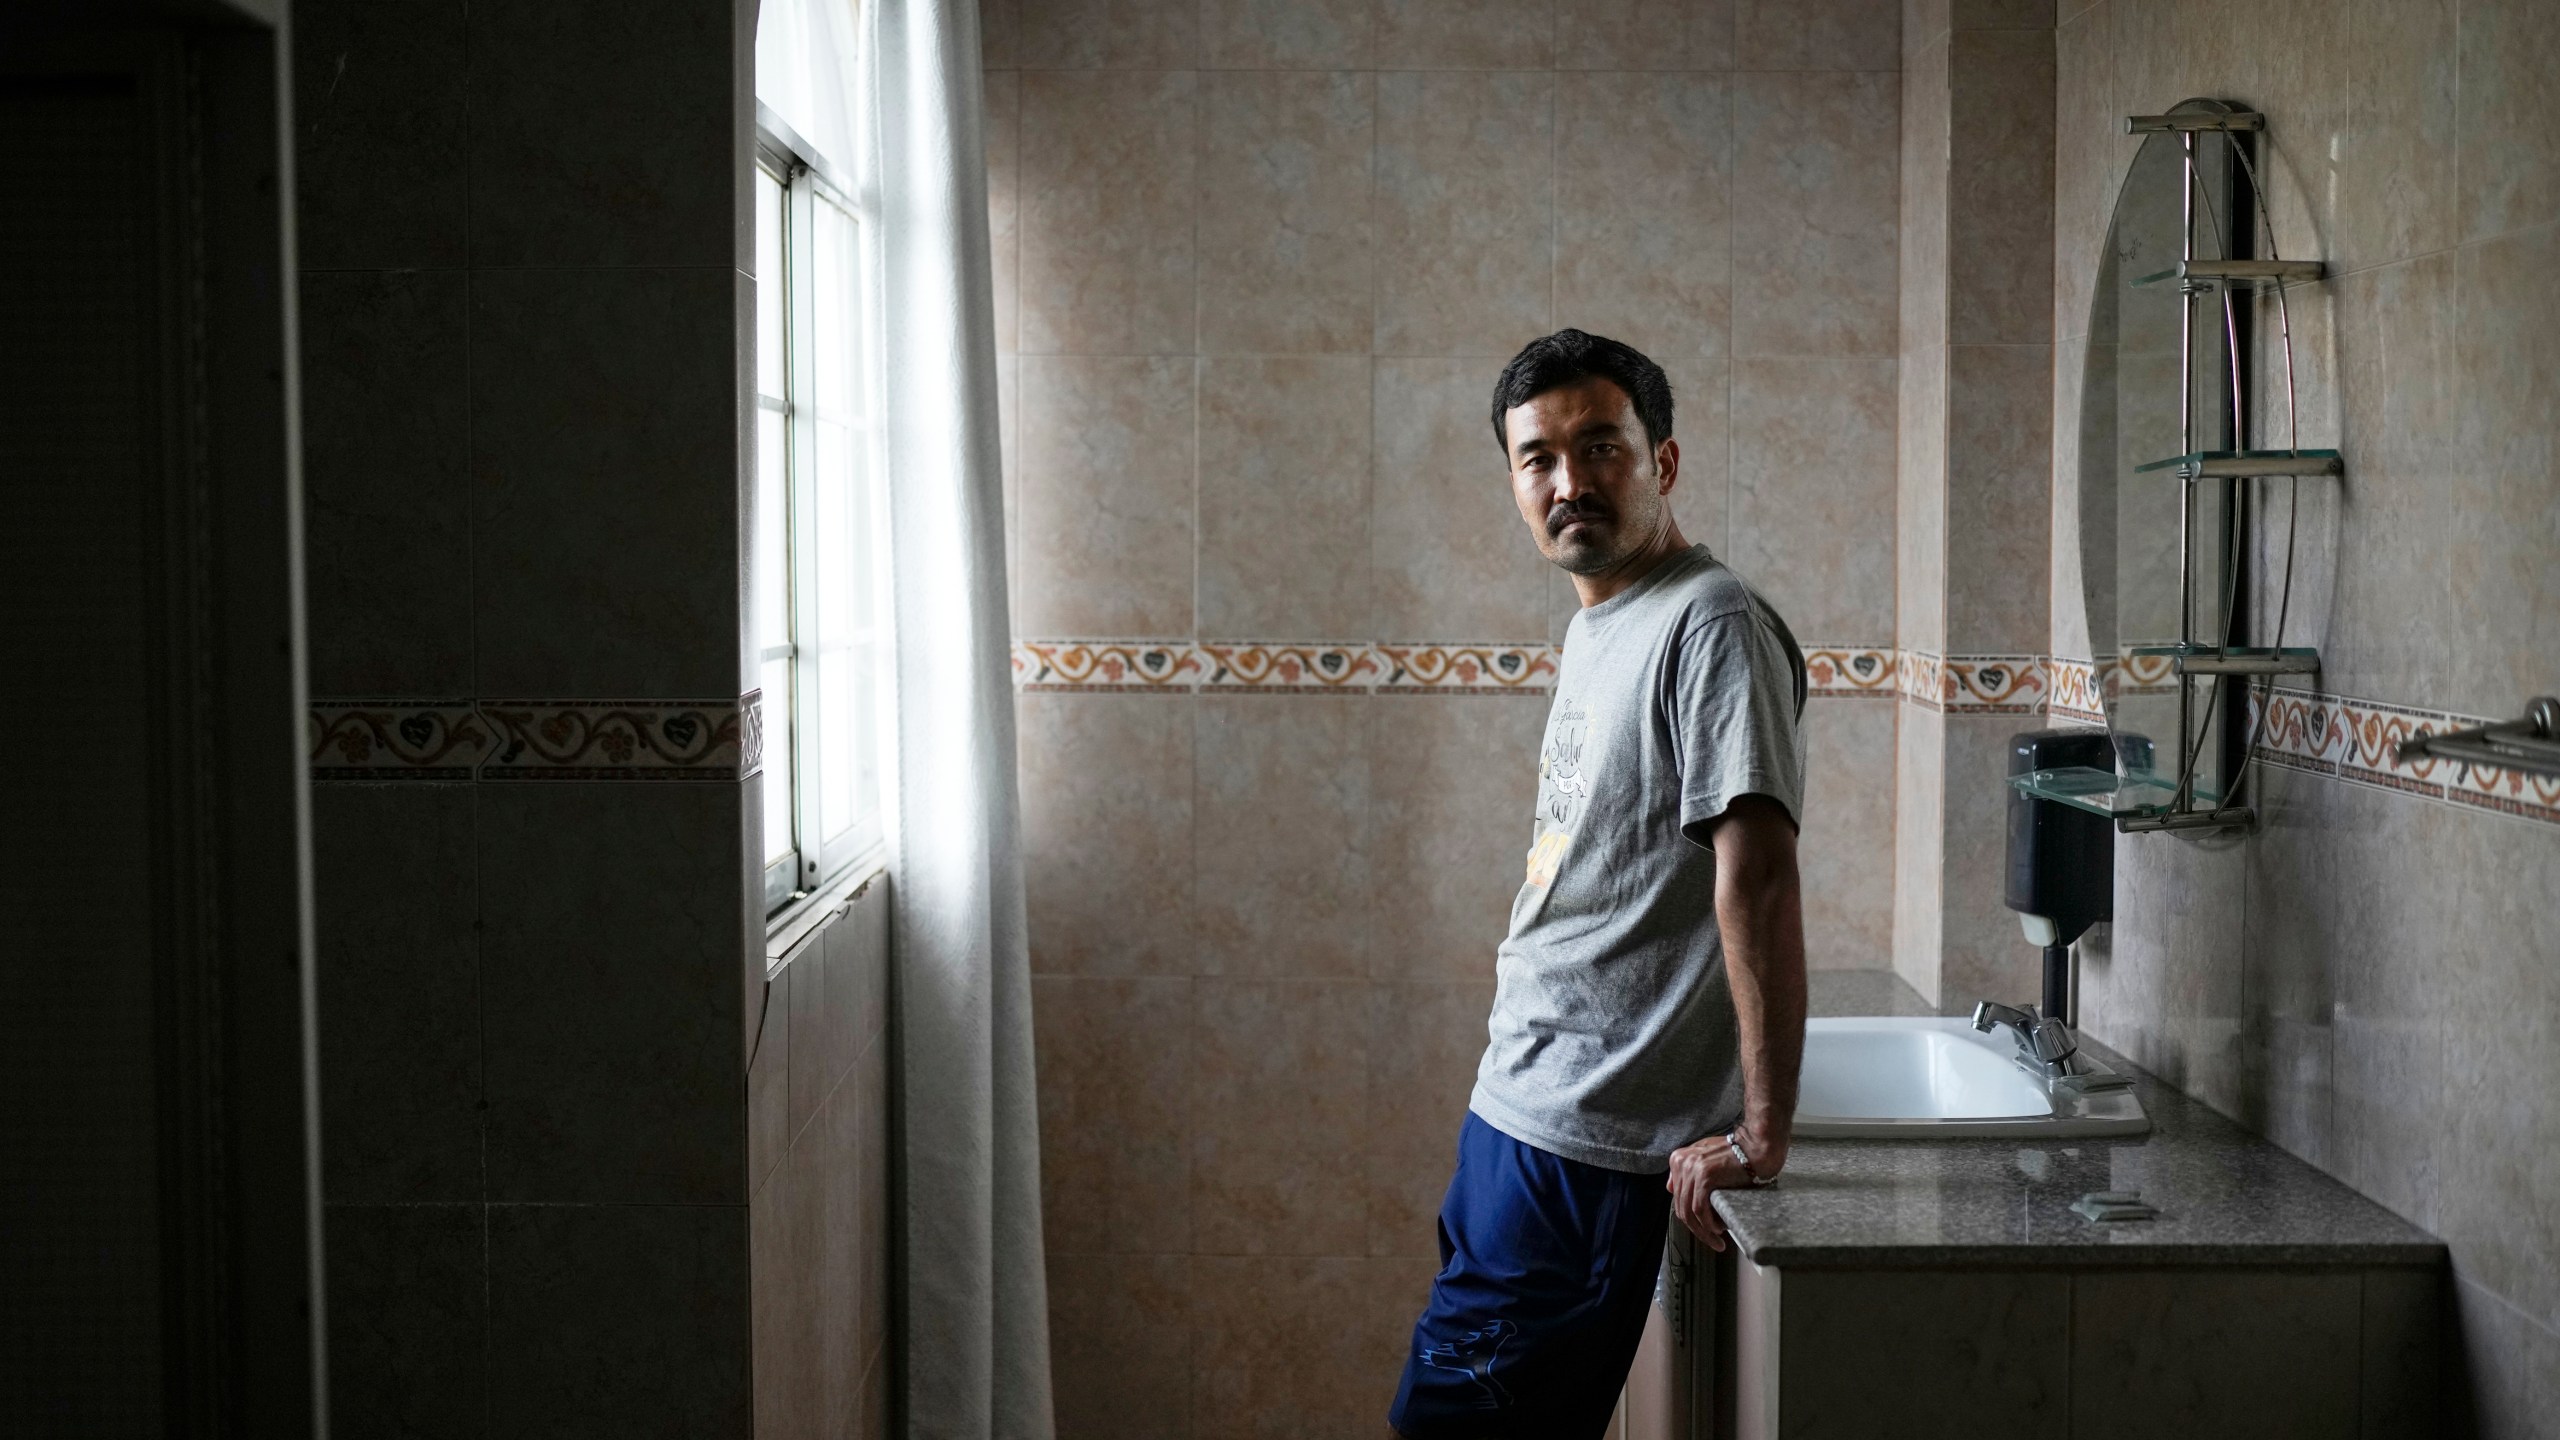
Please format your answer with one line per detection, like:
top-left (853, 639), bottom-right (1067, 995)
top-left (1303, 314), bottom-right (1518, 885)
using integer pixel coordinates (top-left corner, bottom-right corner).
top-left (1734, 1238), bottom-right (2453, 1269)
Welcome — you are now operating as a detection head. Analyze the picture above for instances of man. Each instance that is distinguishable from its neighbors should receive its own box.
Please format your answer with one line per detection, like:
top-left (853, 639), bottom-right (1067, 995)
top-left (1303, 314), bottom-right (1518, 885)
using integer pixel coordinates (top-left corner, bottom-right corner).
top-left (1388, 330), bottom-right (1810, 1439)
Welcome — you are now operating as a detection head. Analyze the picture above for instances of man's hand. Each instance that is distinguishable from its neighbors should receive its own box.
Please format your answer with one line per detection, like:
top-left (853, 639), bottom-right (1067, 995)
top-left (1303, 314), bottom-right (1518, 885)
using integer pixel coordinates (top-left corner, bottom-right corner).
top-left (1666, 1120), bottom-right (1790, 1250)
top-left (1670, 792), bottom-right (1807, 1251)
top-left (1665, 1132), bottom-right (1754, 1250)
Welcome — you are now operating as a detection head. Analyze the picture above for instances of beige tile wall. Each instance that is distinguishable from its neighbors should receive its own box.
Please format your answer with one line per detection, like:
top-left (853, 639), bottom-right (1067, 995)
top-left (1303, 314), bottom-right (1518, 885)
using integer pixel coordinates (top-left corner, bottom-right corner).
top-left (2052, 0), bottom-right (2560, 1423)
top-left (750, 887), bottom-right (892, 1440)
top-left (988, 0), bottom-right (1903, 1430)
top-left (1895, 1), bottom-right (2058, 1011)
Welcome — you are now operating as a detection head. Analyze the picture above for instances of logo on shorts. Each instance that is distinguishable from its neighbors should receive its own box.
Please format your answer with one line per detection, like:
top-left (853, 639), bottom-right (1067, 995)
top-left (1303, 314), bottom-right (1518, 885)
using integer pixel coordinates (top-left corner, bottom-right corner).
top-left (1418, 1318), bottom-right (1517, 1411)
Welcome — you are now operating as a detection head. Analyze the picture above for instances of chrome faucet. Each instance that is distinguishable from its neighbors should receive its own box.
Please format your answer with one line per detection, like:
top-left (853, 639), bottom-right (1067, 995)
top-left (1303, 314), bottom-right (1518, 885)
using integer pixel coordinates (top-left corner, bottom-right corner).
top-left (1972, 1000), bottom-right (2081, 1078)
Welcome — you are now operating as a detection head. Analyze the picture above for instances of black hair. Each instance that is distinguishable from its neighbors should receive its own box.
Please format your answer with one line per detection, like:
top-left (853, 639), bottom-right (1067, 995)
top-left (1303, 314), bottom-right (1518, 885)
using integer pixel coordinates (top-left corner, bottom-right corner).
top-left (1488, 328), bottom-right (1675, 458)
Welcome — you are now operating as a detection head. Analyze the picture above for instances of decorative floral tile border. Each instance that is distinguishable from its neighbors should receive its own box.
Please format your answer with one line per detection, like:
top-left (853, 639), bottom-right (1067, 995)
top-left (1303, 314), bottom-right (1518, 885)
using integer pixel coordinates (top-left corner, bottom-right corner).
top-left (740, 690), bottom-right (765, 776)
top-left (2446, 749), bottom-right (2560, 824)
top-left (310, 697), bottom-right (751, 783)
top-left (1013, 639), bottom-right (1900, 697)
top-left (1376, 643), bottom-right (1558, 693)
top-left (309, 701), bottom-right (491, 781)
top-left (2250, 688), bottom-right (2444, 794)
top-left (1803, 646), bottom-right (1897, 698)
top-left (1895, 653), bottom-right (2051, 714)
top-left (1943, 655), bottom-right (2049, 714)
top-left (1199, 641), bottom-right (1383, 692)
top-left (1013, 640), bottom-right (1203, 691)
top-left (478, 699), bottom-right (747, 781)
top-left (2049, 658), bottom-right (2107, 725)
top-left (1002, 639), bottom-right (2559, 828)
top-left (2108, 646), bottom-right (2182, 696)
top-left (2252, 686), bottom-right (2560, 824)
top-left (1896, 651), bottom-right (1943, 709)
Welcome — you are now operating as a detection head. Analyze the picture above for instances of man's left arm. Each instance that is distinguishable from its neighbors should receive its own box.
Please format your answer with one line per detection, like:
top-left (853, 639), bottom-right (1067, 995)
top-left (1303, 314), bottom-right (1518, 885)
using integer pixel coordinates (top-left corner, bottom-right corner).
top-left (1666, 793), bottom-right (1807, 1250)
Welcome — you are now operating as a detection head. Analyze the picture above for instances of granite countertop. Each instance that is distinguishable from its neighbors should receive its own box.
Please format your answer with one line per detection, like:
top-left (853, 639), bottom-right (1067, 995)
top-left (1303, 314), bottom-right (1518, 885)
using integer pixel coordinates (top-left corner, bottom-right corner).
top-left (1709, 974), bottom-right (2448, 1269)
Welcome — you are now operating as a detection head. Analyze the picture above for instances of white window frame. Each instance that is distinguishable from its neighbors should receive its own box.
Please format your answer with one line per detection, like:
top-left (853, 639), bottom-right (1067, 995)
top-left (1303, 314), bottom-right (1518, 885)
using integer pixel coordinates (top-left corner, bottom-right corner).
top-left (756, 111), bottom-right (890, 925)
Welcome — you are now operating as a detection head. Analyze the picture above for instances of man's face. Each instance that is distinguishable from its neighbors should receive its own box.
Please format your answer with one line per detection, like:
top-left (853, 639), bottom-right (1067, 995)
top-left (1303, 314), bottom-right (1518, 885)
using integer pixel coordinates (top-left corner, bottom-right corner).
top-left (1503, 376), bottom-right (1679, 574)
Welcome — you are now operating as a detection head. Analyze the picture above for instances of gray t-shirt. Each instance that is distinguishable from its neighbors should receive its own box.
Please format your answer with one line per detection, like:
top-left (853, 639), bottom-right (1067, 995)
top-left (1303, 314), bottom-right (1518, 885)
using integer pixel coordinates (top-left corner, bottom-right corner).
top-left (1468, 545), bottom-right (1807, 1174)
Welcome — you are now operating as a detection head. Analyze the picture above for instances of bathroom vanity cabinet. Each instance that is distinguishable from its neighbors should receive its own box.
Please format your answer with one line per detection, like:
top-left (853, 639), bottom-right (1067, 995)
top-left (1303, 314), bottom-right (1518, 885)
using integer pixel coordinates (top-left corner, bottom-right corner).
top-left (1619, 1037), bottom-right (2447, 1438)
top-left (1709, 1250), bottom-right (2440, 1437)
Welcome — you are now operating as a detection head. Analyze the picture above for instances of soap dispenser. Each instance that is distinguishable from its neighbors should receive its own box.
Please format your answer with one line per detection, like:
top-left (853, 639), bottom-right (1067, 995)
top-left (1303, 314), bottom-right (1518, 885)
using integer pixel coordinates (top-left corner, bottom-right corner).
top-left (2004, 728), bottom-right (2115, 1024)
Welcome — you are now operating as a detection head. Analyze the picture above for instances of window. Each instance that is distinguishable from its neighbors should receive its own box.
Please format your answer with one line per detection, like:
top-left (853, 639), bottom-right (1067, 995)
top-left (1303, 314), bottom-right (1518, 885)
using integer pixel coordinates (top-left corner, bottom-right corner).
top-left (757, 134), bottom-right (887, 915)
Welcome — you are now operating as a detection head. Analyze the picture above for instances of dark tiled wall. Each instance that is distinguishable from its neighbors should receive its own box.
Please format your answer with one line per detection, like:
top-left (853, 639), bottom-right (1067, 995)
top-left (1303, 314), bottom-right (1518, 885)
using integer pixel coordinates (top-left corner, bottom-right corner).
top-left (295, 0), bottom-right (763, 1434)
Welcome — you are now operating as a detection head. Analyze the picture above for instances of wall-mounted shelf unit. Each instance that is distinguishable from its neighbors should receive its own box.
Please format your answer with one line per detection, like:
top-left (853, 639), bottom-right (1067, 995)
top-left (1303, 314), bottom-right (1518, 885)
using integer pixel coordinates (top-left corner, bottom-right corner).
top-left (2069, 98), bottom-right (2342, 834)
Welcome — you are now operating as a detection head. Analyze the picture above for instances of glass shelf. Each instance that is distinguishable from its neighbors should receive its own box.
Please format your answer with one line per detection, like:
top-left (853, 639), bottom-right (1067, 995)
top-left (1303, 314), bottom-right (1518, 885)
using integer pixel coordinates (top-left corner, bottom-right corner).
top-left (2010, 766), bottom-right (2224, 820)
top-left (2124, 643), bottom-right (2322, 676)
top-left (2134, 448), bottom-right (2343, 478)
top-left (2130, 258), bottom-right (2324, 290)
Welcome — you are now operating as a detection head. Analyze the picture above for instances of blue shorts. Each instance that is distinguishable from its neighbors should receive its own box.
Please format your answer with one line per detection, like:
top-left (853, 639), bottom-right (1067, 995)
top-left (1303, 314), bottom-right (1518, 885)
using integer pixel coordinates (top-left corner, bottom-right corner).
top-left (1388, 1112), bottom-right (1672, 1439)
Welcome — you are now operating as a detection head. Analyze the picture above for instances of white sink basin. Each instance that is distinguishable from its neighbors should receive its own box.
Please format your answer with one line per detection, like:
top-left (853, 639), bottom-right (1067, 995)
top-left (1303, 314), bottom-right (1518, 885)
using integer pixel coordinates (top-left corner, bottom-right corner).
top-left (1794, 1017), bottom-right (2150, 1139)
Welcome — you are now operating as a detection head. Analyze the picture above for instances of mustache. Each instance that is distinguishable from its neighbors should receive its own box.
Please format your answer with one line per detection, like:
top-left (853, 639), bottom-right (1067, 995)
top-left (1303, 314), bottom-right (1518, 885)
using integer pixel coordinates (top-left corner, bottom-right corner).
top-left (1547, 500), bottom-right (1613, 535)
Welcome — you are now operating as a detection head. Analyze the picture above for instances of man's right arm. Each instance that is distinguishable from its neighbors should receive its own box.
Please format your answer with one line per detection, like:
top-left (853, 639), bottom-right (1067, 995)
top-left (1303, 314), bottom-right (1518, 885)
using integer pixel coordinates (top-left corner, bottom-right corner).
top-left (1710, 792), bottom-right (1806, 1172)
top-left (1666, 792), bottom-right (1807, 1248)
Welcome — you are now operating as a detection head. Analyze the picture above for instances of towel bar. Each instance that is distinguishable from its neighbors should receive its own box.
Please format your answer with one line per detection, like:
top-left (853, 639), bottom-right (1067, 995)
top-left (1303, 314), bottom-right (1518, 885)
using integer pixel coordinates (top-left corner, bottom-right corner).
top-left (2394, 697), bottom-right (2560, 780)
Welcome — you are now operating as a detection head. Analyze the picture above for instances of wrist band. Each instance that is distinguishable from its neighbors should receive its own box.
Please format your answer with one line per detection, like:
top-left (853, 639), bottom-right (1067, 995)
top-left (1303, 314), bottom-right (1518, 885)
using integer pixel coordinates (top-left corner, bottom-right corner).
top-left (1725, 1129), bottom-right (1775, 1186)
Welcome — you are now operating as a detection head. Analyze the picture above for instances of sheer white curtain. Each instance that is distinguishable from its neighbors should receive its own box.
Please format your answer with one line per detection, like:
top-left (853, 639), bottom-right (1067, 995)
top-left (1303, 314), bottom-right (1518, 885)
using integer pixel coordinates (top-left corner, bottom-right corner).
top-left (856, 0), bottom-right (1054, 1434)
top-left (756, 0), bottom-right (863, 166)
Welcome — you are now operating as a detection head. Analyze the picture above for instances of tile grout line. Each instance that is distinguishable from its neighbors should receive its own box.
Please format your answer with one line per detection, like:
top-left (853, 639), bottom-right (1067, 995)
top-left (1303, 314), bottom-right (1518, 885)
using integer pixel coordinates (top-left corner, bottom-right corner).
top-left (1005, 63), bottom-right (1024, 639)
top-left (1188, 43), bottom-right (1207, 1153)
top-left (2451, 0), bottom-right (2463, 257)
top-left (1188, 42), bottom-right (1209, 1298)
top-left (1365, 64), bottom-right (1381, 749)
top-left (459, 6), bottom-right (491, 1430)
top-left (1724, 68), bottom-right (1737, 563)
top-left (2062, 1270), bottom-right (2074, 1431)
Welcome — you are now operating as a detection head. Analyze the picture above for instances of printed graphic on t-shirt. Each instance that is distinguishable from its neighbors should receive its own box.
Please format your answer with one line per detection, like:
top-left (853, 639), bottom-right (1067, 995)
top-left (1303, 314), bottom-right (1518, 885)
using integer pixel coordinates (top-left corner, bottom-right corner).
top-left (1524, 698), bottom-right (1591, 888)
